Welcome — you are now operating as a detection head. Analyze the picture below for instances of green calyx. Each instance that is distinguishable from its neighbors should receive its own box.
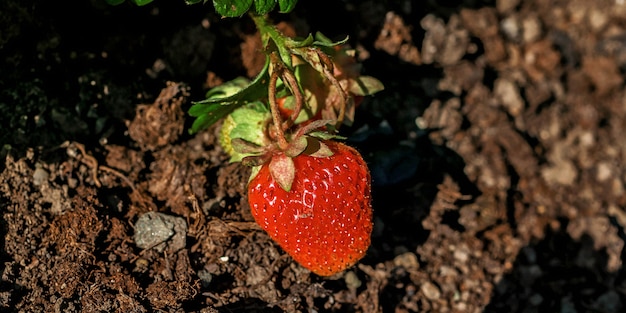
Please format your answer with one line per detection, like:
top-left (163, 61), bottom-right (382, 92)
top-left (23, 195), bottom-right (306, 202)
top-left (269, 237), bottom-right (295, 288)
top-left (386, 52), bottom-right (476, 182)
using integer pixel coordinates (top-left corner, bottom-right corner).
top-left (243, 129), bottom-right (337, 192)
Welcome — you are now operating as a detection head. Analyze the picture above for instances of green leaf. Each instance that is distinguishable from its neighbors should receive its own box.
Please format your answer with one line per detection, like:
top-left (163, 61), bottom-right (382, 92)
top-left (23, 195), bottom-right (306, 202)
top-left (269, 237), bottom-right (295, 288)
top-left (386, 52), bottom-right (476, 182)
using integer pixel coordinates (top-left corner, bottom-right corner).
top-left (132, 0), bottom-right (154, 6)
top-left (276, 44), bottom-right (293, 69)
top-left (284, 34), bottom-right (314, 49)
top-left (253, 0), bottom-right (276, 15)
top-left (188, 57), bottom-right (270, 134)
top-left (213, 0), bottom-right (253, 17)
top-left (189, 107), bottom-right (236, 135)
top-left (349, 76), bottom-right (385, 96)
top-left (277, 0), bottom-right (297, 13)
top-left (204, 77), bottom-right (251, 99)
top-left (312, 33), bottom-right (349, 47)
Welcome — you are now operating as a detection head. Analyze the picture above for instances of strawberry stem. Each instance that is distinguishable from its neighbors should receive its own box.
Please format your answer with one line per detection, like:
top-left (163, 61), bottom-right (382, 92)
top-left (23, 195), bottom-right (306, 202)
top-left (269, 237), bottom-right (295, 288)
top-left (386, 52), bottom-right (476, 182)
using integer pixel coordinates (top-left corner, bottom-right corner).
top-left (280, 66), bottom-right (304, 129)
top-left (251, 13), bottom-right (350, 138)
top-left (315, 49), bottom-right (349, 128)
top-left (250, 14), bottom-right (293, 67)
top-left (268, 53), bottom-right (290, 150)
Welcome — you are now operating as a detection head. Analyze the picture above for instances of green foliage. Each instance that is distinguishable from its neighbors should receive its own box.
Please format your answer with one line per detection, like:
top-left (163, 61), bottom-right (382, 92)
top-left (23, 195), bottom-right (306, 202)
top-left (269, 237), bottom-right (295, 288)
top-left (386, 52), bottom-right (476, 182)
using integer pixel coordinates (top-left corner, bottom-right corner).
top-left (103, 0), bottom-right (384, 139)
top-left (105, 0), bottom-right (298, 16)
top-left (188, 59), bottom-right (270, 134)
top-left (188, 29), bottom-right (385, 134)
top-left (105, 0), bottom-right (153, 6)
top-left (212, 0), bottom-right (298, 16)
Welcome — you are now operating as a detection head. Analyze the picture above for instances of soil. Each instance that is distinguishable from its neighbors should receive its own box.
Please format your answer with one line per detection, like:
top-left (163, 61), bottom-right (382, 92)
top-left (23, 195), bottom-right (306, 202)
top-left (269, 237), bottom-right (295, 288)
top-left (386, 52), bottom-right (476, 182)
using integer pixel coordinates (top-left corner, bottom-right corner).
top-left (2, 0), bottom-right (626, 312)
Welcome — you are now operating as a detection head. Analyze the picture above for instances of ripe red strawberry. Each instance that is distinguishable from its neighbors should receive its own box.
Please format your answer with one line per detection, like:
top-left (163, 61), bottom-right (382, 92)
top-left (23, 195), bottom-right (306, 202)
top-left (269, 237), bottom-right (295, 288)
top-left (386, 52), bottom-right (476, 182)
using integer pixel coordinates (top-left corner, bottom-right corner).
top-left (247, 140), bottom-right (373, 276)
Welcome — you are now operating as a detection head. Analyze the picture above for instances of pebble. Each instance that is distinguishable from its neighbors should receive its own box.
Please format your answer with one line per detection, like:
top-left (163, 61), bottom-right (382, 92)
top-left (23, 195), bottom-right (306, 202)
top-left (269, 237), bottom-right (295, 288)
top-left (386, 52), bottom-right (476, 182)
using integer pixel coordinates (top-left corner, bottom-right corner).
top-left (587, 9), bottom-right (608, 31)
top-left (420, 281), bottom-right (441, 300)
top-left (33, 166), bottom-right (49, 186)
top-left (393, 252), bottom-right (419, 270)
top-left (197, 269), bottom-right (213, 288)
top-left (500, 16), bottom-right (520, 41)
top-left (596, 162), bottom-right (612, 182)
top-left (344, 271), bottom-right (362, 290)
top-left (133, 211), bottom-right (187, 253)
top-left (494, 78), bottom-right (524, 117)
top-left (522, 15), bottom-right (542, 43)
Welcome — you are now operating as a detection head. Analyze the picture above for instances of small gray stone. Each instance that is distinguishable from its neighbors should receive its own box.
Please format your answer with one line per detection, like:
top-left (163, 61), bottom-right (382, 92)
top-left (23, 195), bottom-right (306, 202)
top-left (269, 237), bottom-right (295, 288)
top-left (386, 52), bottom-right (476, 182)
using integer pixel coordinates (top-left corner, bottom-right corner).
top-left (197, 269), bottom-right (213, 288)
top-left (134, 211), bottom-right (187, 253)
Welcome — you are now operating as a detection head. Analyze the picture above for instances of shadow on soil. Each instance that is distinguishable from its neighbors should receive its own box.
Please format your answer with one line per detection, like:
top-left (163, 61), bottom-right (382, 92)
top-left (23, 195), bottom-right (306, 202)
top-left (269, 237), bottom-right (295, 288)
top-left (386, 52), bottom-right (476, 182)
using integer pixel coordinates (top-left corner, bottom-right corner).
top-left (486, 219), bottom-right (625, 313)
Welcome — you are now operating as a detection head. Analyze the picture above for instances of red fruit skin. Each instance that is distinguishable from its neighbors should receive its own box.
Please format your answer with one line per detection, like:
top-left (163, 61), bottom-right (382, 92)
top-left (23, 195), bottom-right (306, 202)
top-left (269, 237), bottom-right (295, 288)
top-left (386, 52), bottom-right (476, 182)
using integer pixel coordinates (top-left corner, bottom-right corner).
top-left (276, 96), bottom-right (323, 124)
top-left (247, 141), bottom-right (373, 276)
top-left (276, 96), bottom-right (293, 120)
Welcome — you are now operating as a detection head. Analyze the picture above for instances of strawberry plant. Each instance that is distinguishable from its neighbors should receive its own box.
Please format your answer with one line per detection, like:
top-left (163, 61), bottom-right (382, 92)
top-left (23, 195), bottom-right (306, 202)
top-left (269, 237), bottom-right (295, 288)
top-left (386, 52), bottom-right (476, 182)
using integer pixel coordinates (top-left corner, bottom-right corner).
top-left (111, 0), bottom-right (384, 276)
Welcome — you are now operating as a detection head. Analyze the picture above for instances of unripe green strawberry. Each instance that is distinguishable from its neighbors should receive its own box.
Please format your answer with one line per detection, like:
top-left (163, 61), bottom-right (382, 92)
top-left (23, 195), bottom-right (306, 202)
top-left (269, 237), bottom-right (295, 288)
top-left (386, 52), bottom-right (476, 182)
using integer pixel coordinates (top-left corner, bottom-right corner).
top-left (218, 102), bottom-right (271, 163)
top-left (247, 140), bottom-right (373, 276)
top-left (219, 114), bottom-right (237, 157)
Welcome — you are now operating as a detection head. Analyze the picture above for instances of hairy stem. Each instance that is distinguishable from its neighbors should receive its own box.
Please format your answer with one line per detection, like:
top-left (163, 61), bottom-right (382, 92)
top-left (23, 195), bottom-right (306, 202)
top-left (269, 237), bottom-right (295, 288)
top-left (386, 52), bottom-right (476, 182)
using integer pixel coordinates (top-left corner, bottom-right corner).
top-left (268, 53), bottom-right (290, 150)
top-left (280, 68), bottom-right (304, 129)
top-left (316, 49), bottom-right (348, 128)
top-left (251, 14), bottom-right (292, 67)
